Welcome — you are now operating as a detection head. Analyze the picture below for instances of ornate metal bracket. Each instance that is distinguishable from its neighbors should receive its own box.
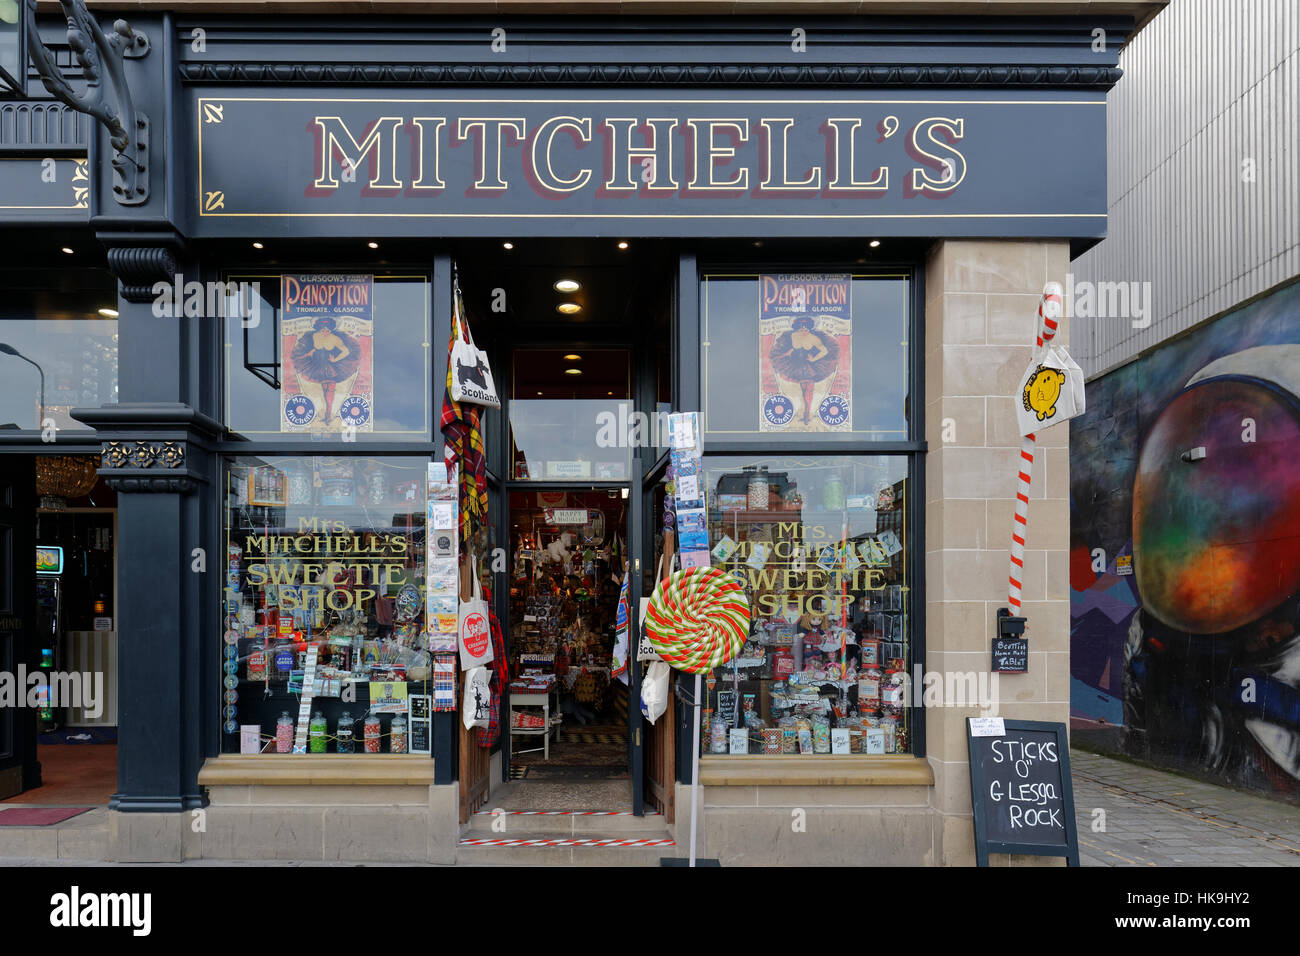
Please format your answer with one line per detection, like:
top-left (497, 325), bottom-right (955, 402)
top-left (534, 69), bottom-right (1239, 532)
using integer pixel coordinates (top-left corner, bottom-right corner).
top-left (24, 0), bottom-right (149, 205)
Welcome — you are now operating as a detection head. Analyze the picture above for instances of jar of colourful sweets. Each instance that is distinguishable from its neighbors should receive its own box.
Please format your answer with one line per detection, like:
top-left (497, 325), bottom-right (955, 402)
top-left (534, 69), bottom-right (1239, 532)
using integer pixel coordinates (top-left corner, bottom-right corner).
top-left (275, 712), bottom-right (293, 753)
top-left (390, 715), bottom-right (408, 754)
top-left (308, 710), bottom-right (328, 753)
top-left (337, 712), bottom-right (355, 754)
top-left (363, 712), bottom-right (382, 753)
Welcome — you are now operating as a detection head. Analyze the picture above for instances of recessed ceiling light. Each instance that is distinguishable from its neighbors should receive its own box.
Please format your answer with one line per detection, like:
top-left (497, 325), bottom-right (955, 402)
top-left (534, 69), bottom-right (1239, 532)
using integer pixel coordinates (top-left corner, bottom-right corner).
top-left (61, 247), bottom-right (74, 255)
top-left (563, 353), bottom-right (581, 361)
top-left (564, 368), bottom-right (582, 376)
top-left (367, 241), bottom-right (379, 249)
top-left (97, 308), bottom-right (119, 318)
top-left (502, 241), bottom-right (514, 250)
top-left (556, 302), bottom-right (581, 315)
top-left (537, 391), bottom-right (543, 396)
top-left (869, 240), bottom-right (881, 248)
top-left (607, 390), bottom-right (613, 396)
top-left (252, 241), bottom-right (264, 250)
top-left (617, 241), bottom-right (629, 250)
top-left (753, 240), bottom-right (763, 247)
top-left (554, 279), bottom-right (580, 293)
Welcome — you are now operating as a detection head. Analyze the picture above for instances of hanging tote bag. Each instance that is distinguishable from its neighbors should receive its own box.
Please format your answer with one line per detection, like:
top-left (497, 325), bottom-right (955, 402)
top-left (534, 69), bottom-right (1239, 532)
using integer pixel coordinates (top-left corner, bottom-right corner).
top-left (448, 280), bottom-right (501, 408)
top-left (458, 553), bottom-right (495, 670)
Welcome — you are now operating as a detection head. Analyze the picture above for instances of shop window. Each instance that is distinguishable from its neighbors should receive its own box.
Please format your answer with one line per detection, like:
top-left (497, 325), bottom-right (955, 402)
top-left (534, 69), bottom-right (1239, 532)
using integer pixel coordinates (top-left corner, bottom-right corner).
top-left (0, 315), bottom-right (118, 432)
top-left (509, 348), bottom-right (634, 480)
top-left (700, 273), bottom-right (910, 443)
top-left (222, 456), bottom-right (431, 755)
top-left (697, 456), bottom-right (912, 756)
top-left (223, 274), bottom-right (431, 441)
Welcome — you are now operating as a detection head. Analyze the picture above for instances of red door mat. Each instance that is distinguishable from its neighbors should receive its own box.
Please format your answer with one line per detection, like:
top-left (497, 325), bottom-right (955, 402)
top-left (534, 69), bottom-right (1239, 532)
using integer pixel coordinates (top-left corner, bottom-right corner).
top-left (0, 807), bottom-right (92, 826)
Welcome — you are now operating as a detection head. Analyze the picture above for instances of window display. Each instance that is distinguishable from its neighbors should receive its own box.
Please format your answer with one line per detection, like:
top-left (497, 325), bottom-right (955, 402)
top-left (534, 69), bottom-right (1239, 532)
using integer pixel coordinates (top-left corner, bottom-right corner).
top-left (700, 273), bottom-right (910, 443)
top-left (222, 455), bottom-right (431, 755)
top-left (224, 274), bottom-right (431, 440)
top-left (697, 456), bottom-right (912, 756)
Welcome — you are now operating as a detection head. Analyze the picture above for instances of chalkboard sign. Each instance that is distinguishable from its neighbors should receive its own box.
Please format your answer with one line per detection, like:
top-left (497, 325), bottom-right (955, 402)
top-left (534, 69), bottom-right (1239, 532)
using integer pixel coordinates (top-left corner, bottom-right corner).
top-left (966, 718), bottom-right (1078, 866)
top-left (991, 636), bottom-right (1028, 673)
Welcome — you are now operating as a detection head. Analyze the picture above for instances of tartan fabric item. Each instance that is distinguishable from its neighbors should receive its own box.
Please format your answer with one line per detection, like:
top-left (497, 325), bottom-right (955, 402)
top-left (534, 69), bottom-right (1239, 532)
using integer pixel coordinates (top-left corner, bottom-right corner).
top-left (440, 291), bottom-right (488, 542)
top-left (476, 580), bottom-right (509, 748)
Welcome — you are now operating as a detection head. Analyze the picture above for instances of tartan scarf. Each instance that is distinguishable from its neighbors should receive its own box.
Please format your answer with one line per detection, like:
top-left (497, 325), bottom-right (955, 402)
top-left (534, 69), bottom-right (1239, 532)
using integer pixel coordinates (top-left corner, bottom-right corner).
top-left (440, 298), bottom-right (488, 542)
top-left (476, 580), bottom-right (509, 748)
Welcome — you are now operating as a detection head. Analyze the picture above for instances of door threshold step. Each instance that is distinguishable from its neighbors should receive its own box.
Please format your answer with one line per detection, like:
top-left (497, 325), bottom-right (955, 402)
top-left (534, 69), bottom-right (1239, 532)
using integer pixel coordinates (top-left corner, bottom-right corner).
top-left (459, 836), bottom-right (675, 848)
top-left (474, 809), bottom-right (660, 817)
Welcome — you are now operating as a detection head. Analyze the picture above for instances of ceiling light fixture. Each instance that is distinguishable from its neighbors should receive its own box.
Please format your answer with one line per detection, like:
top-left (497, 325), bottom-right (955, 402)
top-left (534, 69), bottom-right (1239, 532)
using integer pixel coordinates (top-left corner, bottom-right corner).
top-left (869, 240), bottom-right (881, 248)
top-left (564, 368), bottom-right (582, 376)
top-left (97, 308), bottom-right (119, 318)
top-left (554, 279), bottom-right (580, 293)
top-left (556, 302), bottom-right (581, 315)
top-left (367, 241), bottom-right (379, 249)
top-left (563, 353), bottom-right (581, 361)
top-left (252, 241), bottom-right (264, 250)
top-left (502, 241), bottom-right (514, 250)
top-left (617, 241), bottom-right (629, 250)
top-left (61, 247), bottom-right (74, 255)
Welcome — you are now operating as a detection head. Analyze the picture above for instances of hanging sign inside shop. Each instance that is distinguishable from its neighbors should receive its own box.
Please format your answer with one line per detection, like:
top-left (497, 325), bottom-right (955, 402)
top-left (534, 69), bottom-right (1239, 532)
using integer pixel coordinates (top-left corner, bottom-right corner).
top-left (191, 92), bottom-right (1106, 238)
top-left (544, 508), bottom-right (589, 525)
top-left (966, 718), bottom-right (1079, 866)
top-left (280, 274), bottom-right (374, 434)
top-left (759, 274), bottom-right (852, 433)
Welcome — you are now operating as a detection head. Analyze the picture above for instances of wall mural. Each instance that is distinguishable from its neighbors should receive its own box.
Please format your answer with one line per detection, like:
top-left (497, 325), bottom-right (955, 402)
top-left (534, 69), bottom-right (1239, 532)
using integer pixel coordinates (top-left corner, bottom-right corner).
top-left (1071, 280), bottom-right (1300, 802)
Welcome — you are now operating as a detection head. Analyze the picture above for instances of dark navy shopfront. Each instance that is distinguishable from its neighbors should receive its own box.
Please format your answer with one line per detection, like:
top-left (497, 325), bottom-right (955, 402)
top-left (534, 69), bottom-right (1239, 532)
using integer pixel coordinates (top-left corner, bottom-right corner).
top-left (0, 9), bottom-right (1142, 863)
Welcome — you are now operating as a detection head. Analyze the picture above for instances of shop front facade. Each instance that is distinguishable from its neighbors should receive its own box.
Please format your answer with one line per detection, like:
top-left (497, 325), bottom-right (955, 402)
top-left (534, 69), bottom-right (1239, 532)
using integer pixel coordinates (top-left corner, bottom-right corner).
top-left (0, 3), bottom-right (1161, 865)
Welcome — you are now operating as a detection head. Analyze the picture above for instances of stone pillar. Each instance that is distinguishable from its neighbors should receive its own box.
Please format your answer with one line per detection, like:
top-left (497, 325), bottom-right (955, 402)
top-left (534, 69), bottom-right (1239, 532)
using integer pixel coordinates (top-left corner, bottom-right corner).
top-left (923, 240), bottom-right (1072, 866)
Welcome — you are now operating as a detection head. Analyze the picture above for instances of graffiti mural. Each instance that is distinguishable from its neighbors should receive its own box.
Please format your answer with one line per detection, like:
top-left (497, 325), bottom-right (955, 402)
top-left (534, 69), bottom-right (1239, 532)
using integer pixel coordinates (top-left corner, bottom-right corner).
top-left (1071, 279), bottom-right (1300, 802)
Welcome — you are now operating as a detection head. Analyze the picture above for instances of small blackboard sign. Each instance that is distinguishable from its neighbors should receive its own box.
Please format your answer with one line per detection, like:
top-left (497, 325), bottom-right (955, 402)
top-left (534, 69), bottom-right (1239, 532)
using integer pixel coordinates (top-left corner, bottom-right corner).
top-left (408, 694), bottom-right (432, 756)
top-left (992, 636), bottom-right (1028, 672)
top-left (966, 718), bottom-right (1078, 866)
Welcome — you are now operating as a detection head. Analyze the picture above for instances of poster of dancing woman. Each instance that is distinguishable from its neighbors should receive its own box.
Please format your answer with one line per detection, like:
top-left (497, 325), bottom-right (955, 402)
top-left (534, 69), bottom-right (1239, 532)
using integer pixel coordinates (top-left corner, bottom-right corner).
top-left (758, 274), bottom-right (852, 432)
top-left (281, 274), bottom-right (374, 433)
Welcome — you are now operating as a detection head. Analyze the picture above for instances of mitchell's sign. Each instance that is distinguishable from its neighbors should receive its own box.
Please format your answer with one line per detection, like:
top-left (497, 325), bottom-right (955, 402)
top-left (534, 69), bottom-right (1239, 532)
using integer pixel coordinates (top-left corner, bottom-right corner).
top-left (192, 92), bottom-right (1106, 237)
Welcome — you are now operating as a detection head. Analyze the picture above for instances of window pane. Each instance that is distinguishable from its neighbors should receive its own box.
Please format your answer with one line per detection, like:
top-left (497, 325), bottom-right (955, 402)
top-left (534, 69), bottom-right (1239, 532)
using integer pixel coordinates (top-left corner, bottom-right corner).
top-left (0, 318), bottom-right (117, 431)
top-left (222, 455), bottom-right (431, 755)
top-left (509, 349), bottom-right (632, 480)
top-left (696, 455), bottom-right (912, 756)
top-left (224, 274), bottom-right (431, 440)
top-left (701, 274), bottom-right (910, 442)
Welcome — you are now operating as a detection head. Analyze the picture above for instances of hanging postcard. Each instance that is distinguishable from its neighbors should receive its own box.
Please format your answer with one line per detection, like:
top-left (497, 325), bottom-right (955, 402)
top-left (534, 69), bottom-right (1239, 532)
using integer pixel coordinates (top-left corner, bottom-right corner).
top-left (280, 274), bottom-right (375, 433)
top-left (758, 274), bottom-right (852, 433)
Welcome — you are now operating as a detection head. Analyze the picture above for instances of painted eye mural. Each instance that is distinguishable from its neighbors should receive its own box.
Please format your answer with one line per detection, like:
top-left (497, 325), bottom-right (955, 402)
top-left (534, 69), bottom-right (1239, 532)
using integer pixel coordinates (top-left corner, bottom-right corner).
top-left (1072, 286), bottom-right (1300, 805)
top-left (1133, 349), bottom-right (1300, 635)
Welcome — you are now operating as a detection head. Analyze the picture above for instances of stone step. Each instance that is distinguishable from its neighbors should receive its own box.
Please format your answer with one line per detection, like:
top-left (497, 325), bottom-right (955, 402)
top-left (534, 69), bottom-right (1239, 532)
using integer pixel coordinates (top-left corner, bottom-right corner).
top-left (0, 815), bottom-right (109, 862)
top-left (456, 831), bottom-right (677, 867)
top-left (466, 807), bottom-right (667, 835)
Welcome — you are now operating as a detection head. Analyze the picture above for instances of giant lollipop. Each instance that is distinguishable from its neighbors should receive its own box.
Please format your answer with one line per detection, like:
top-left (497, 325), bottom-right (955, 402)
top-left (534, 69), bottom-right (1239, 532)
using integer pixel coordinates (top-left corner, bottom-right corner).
top-left (645, 566), bottom-right (751, 673)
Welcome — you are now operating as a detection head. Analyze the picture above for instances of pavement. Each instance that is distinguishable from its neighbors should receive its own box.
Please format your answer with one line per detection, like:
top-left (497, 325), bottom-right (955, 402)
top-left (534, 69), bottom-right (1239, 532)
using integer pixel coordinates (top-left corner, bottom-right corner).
top-left (1071, 750), bottom-right (1300, 866)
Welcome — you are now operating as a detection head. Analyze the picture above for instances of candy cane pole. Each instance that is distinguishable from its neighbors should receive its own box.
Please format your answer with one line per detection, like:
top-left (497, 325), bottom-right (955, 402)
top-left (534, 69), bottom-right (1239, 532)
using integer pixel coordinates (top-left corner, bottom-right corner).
top-left (1007, 282), bottom-right (1063, 613)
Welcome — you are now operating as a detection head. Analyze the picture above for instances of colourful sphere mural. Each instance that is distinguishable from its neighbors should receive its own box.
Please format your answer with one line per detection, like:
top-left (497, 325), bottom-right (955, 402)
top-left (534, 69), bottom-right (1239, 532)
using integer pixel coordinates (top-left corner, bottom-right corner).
top-left (1133, 378), bottom-right (1300, 633)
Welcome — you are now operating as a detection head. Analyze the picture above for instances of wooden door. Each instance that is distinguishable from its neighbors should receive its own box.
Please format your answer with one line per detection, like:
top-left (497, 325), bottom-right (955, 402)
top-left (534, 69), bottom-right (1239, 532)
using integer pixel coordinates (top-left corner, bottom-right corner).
top-left (457, 551), bottom-right (491, 823)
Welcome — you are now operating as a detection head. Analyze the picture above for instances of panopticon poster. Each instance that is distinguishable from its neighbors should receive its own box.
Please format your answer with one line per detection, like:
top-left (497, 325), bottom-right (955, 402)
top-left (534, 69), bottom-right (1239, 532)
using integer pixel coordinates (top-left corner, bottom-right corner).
top-left (758, 274), bottom-right (852, 433)
top-left (281, 274), bottom-right (375, 433)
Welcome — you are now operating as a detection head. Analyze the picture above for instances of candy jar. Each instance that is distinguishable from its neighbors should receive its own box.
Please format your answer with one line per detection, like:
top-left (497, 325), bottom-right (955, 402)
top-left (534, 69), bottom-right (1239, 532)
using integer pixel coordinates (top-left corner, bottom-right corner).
top-left (747, 466), bottom-right (770, 510)
top-left (275, 711), bottom-right (294, 753)
top-left (812, 716), bottom-right (831, 754)
top-left (882, 668), bottom-right (907, 708)
top-left (881, 713), bottom-right (898, 753)
top-left (336, 711), bottom-right (355, 754)
top-left (709, 714), bottom-right (728, 754)
top-left (390, 715), bottom-right (408, 754)
top-left (308, 710), bottom-right (328, 753)
top-left (363, 712), bottom-right (382, 753)
top-left (859, 665), bottom-right (883, 709)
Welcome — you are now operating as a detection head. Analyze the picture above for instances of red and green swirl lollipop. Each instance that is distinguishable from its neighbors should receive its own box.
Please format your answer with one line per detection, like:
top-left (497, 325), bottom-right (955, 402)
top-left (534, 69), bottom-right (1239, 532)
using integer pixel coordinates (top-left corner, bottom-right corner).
top-left (645, 566), bottom-right (751, 674)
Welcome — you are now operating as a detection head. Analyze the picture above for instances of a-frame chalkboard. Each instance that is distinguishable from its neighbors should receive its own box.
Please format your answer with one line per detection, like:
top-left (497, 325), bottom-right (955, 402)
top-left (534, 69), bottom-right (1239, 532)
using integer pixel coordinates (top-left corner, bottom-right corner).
top-left (966, 718), bottom-right (1079, 866)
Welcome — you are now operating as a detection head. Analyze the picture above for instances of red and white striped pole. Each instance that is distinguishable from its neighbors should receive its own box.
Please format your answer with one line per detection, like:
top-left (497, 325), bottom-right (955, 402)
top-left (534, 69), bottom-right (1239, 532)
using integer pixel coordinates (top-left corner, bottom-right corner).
top-left (1007, 282), bottom-right (1063, 613)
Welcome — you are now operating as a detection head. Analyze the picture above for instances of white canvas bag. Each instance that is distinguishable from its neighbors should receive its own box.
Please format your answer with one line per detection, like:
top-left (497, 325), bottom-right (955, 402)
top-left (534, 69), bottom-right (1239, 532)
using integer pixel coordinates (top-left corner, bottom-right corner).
top-left (448, 283), bottom-right (500, 408)
top-left (457, 554), bottom-right (495, 670)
